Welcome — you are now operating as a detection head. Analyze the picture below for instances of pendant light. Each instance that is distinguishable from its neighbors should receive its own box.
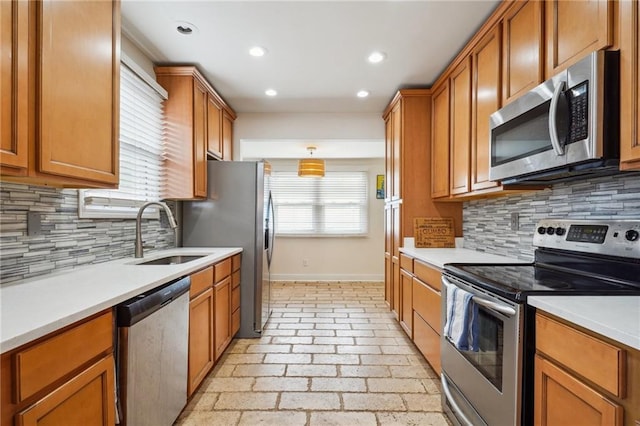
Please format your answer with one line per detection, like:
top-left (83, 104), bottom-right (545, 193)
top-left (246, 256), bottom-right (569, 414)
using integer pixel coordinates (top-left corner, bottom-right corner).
top-left (298, 146), bottom-right (325, 177)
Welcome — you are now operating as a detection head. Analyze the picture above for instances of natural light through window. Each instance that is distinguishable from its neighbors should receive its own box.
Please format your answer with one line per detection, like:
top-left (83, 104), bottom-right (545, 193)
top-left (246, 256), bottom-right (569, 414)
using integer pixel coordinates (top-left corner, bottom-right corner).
top-left (270, 171), bottom-right (368, 236)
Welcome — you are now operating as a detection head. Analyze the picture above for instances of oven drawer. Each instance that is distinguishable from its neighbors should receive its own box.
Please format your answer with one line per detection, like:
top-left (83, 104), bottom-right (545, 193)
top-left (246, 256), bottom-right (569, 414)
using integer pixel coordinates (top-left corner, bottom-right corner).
top-left (414, 260), bottom-right (441, 291)
top-left (412, 277), bottom-right (441, 333)
top-left (413, 312), bottom-right (441, 375)
top-left (536, 313), bottom-right (625, 397)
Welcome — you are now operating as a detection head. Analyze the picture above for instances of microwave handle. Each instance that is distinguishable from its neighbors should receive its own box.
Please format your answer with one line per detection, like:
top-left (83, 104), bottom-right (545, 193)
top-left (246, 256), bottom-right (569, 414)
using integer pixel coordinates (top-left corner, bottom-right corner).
top-left (548, 81), bottom-right (566, 156)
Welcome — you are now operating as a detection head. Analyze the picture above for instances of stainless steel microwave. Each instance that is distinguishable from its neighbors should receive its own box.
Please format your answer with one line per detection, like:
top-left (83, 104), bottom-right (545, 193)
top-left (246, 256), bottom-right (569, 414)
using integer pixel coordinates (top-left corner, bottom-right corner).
top-left (489, 50), bottom-right (620, 185)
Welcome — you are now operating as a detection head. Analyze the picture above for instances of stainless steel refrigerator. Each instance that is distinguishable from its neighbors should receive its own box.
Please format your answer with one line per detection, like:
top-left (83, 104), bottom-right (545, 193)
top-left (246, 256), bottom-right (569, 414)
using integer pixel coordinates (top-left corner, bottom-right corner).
top-left (182, 160), bottom-right (274, 338)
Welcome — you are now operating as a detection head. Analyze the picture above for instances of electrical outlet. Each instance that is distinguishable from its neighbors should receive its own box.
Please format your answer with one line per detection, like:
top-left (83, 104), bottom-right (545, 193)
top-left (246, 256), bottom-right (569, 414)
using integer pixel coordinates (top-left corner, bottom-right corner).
top-left (510, 212), bottom-right (519, 231)
top-left (303, 258), bottom-right (309, 267)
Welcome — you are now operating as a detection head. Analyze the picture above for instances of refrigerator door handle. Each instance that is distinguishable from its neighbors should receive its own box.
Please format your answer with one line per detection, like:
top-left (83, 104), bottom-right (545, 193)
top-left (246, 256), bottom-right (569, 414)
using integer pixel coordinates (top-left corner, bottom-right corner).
top-left (267, 192), bottom-right (275, 266)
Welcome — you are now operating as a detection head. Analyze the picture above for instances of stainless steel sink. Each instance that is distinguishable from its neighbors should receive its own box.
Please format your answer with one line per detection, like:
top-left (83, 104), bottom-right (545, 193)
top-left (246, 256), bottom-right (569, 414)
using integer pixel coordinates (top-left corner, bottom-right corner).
top-left (135, 255), bottom-right (205, 265)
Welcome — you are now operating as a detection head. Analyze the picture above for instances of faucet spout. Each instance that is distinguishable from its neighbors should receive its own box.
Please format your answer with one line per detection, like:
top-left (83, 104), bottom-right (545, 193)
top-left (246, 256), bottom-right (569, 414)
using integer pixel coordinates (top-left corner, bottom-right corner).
top-left (135, 201), bottom-right (178, 258)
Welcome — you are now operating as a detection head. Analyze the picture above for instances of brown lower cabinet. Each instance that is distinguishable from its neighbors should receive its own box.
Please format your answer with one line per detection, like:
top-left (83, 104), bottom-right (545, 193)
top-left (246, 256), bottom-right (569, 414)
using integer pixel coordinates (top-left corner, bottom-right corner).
top-left (1, 311), bottom-right (115, 426)
top-left (535, 312), bottom-right (640, 426)
top-left (398, 253), bottom-right (443, 375)
top-left (187, 253), bottom-right (241, 397)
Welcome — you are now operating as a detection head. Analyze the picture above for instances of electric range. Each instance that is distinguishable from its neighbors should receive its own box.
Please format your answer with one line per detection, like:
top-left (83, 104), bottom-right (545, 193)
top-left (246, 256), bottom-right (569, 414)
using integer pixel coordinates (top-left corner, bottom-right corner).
top-left (440, 219), bottom-right (640, 426)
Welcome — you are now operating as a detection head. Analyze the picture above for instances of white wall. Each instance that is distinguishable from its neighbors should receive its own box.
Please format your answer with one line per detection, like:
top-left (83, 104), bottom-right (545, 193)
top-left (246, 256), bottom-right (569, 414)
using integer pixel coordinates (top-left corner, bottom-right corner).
top-left (234, 112), bottom-right (385, 282)
top-left (267, 159), bottom-right (385, 282)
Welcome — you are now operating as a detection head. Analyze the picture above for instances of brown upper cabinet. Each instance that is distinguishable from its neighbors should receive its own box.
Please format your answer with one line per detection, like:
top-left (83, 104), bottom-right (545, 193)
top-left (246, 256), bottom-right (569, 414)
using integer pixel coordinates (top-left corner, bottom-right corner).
top-left (1, 0), bottom-right (120, 188)
top-left (545, 0), bottom-right (614, 77)
top-left (471, 26), bottom-right (502, 192)
top-left (620, 0), bottom-right (640, 171)
top-left (430, 81), bottom-right (451, 199)
top-left (155, 66), bottom-right (236, 199)
top-left (449, 58), bottom-right (472, 196)
top-left (501, 0), bottom-right (544, 105)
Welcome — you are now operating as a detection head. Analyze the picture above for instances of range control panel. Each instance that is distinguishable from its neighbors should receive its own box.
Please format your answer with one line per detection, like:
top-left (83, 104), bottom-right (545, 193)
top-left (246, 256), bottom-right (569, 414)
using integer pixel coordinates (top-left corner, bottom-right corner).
top-left (533, 219), bottom-right (640, 259)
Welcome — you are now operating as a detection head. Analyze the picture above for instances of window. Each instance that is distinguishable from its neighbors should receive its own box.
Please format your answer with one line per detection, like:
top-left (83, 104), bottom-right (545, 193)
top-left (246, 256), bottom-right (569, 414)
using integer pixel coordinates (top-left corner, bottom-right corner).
top-left (79, 55), bottom-right (167, 218)
top-left (271, 171), bottom-right (368, 236)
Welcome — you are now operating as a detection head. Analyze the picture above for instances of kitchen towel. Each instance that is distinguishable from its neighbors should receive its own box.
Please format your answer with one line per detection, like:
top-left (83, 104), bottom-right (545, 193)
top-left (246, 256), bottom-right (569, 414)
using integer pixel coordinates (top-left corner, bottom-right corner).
top-left (444, 284), bottom-right (479, 351)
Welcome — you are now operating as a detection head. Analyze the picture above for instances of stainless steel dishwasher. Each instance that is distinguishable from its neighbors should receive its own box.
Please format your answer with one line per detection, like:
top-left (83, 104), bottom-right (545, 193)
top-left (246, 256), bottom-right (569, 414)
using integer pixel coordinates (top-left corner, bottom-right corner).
top-left (116, 276), bottom-right (190, 426)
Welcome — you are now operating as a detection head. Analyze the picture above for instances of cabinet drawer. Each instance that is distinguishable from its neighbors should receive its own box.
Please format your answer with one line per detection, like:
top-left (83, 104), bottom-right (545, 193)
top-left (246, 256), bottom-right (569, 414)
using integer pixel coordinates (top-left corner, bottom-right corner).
top-left (14, 311), bottom-right (113, 403)
top-left (190, 266), bottom-right (213, 298)
top-left (412, 277), bottom-right (441, 334)
top-left (413, 312), bottom-right (441, 375)
top-left (414, 260), bottom-right (441, 291)
top-left (214, 258), bottom-right (232, 283)
top-left (232, 270), bottom-right (240, 289)
top-left (232, 254), bottom-right (241, 272)
top-left (400, 254), bottom-right (414, 272)
top-left (536, 314), bottom-right (625, 397)
top-left (231, 285), bottom-right (240, 311)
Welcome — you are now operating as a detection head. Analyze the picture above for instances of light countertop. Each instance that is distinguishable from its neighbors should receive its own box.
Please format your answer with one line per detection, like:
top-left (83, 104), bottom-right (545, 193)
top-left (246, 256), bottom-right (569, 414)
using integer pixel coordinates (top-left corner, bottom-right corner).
top-left (400, 243), bottom-right (522, 270)
top-left (0, 247), bottom-right (242, 354)
top-left (529, 296), bottom-right (640, 350)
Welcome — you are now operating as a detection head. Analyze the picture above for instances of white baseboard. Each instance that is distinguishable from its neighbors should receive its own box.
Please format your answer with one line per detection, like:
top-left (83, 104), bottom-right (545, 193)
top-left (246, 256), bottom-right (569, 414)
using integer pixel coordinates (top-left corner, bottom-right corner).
top-left (270, 273), bottom-right (384, 282)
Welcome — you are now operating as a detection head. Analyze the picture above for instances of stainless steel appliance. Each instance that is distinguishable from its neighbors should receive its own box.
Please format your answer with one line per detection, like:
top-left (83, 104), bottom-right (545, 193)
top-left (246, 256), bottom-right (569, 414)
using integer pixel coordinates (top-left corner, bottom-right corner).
top-left (441, 219), bottom-right (640, 426)
top-left (116, 276), bottom-right (190, 426)
top-left (182, 161), bottom-right (274, 338)
top-left (489, 50), bottom-right (620, 185)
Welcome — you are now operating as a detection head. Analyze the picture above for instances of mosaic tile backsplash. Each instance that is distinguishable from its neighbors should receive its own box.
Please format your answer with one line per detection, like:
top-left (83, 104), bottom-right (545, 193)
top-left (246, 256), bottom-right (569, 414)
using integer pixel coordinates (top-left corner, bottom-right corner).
top-left (2, 173), bottom-right (639, 283)
top-left (0, 183), bottom-right (176, 284)
top-left (462, 173), bottom-right (640, 261)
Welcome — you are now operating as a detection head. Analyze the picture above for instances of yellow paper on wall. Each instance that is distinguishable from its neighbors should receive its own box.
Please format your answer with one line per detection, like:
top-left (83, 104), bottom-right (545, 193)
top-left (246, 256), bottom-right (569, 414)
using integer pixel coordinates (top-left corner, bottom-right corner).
top-left (414, 217), bottom-right (455, 248)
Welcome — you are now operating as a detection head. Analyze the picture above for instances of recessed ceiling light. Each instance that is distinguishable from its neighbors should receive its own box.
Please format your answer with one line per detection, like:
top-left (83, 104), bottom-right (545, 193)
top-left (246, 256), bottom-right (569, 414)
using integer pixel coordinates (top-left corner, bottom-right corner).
top-left (175, 21), bottom-right (199, 36)
top-left (357, 90), bottom-right (370, 98)
top-left (367, 51), bottom-right (386, 64)
top-left (265, 89), bottom-right (277, 97)
top-left (249, 46), bottom-right (267, 57)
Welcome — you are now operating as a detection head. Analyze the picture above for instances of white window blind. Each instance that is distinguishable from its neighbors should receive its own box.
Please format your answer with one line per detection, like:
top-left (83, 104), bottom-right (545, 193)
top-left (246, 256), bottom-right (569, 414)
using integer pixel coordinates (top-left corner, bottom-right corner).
top-left (79, 61), bottom-right (166, 218)
top-left (271, 171), bottom-right (368, 236)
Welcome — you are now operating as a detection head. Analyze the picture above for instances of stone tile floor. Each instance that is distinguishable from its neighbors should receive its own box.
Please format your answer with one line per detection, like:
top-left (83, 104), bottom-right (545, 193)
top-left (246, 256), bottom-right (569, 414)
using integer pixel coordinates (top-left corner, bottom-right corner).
top-left (176, 282), bottom-right (450, 425)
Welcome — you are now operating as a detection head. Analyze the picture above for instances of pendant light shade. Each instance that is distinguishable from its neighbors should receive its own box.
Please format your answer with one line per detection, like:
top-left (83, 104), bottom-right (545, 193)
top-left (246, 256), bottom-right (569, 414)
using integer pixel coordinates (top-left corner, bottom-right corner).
top-left (298, 146), bottom-right (325, 177)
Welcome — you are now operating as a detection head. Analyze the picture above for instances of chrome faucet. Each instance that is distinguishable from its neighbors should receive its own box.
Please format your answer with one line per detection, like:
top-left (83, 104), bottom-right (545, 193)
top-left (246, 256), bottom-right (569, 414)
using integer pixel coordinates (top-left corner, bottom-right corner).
top-left (135, 201), bottom-right (178, 258)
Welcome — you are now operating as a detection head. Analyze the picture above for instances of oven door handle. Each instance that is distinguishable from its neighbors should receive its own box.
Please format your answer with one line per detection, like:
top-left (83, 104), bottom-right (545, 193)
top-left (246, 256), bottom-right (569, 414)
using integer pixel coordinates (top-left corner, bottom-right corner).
top-left (441, 373), bottom-right (475, 426)
top-left (441, 276), bottom-right (517, 318)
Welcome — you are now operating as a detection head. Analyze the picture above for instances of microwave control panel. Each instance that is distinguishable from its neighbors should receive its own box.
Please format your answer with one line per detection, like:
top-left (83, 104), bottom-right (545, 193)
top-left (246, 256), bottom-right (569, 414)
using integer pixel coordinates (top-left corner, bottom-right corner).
top-left (566, 81), bottom-right (589, 143)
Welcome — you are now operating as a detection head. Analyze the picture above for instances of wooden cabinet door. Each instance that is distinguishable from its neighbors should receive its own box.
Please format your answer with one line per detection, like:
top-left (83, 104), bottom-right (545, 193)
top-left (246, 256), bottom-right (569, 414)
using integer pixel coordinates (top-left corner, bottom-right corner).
top-left (471, 26), bottom-right (502, 192)
top-left (206, 94), bottom-right (222, 159)
top-left (399, 268), bottom-right (413, 337)
top-left (384, 204), bottom-right (392, 307)
top-left (188, 288), bottom-right (214, 396)
top-left (534, 355), bottom-right (623, 426)
top-left (431, 81), bottom-right (450, 199)
top-left (222, 111), bottom-right (233, 161)
top-left (214, 277), bottom-right (231, 360)
top-left (620, 0), bottom-right (640, 170)
top-left (37, 0), bottom-right (119, 185)
top-left (450, 57), bottom-right (472, 196)
top-left (193, 80), bottom-right (207, 198)
top-left (391, 203), bottom-right (401, 319)
top-left (16, 355), bottom-right (115, 426)
top-left (384, 116), bottom-right (392, 201)
top-left (0, 0), bottom-right (28, 174)
top-left (502, 0), bottom-right (544, 105)
top-left (391, 102), bottom-right (402, 200)
top-left (545, 0), bottom-right (613, 77)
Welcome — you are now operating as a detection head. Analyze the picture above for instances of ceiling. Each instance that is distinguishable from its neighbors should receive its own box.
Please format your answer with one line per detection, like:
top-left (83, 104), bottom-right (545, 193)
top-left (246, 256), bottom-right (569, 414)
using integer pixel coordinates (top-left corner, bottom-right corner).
top-left (121, 0), bottom-right (501, 115)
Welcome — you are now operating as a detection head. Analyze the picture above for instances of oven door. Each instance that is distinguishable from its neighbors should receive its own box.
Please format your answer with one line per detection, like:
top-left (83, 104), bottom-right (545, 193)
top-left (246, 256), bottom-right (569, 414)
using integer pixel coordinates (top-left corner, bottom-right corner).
top-left (440, 274), bottom-right (523, 426)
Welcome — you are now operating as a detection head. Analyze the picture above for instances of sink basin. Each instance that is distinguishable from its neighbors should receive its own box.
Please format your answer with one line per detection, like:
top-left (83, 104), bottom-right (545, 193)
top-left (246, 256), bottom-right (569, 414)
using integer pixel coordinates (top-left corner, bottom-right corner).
top-left (134, 255), bottom-right (206, 265)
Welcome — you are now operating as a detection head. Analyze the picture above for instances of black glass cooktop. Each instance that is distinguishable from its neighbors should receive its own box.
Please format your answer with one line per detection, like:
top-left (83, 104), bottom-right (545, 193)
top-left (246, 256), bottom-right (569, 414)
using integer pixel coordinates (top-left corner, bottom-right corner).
top-left (444, 262), bottom-right (640, 302)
